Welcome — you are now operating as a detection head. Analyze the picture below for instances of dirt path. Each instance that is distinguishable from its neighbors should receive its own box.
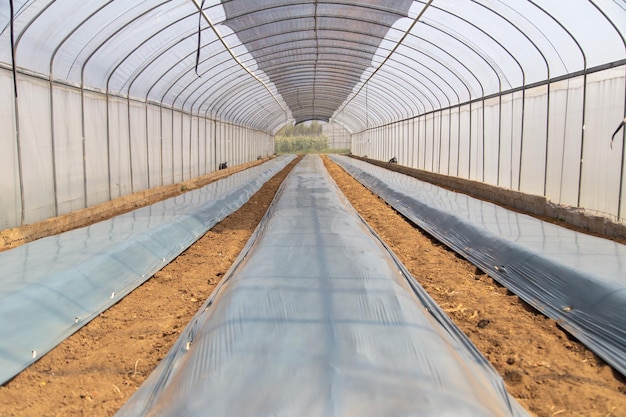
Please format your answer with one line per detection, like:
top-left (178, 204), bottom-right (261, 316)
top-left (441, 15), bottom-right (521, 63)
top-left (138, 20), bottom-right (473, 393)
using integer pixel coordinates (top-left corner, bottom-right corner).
top-left (1, 155), bottom-right (624, 416)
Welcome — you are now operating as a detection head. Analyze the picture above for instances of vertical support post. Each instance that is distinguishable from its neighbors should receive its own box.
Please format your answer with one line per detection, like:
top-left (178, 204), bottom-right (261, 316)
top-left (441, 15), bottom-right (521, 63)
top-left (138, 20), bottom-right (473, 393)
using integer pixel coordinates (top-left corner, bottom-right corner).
top-left (145, 100), bottom-right (151, 189)
top-left (81, 82), bottom-right (89, 205)
top-left (543, 82), bottom-right (552, 196)
top-left (159, 104), bottom-right (164, 186)
top-left (457, 106), bottom-right (461, 177)
top-left (517, 88), bottom-right (526, 191)
top-left (576, 74), bottom-right (588, 207)
top-left (106, 91), bottom-right (113, 199)
top-left (497, 93), bottom-right (502, 186)
top-left (468, 101), bottom-right (472, 179)
top-left (482, 98), bottom-right (486, 182)
top-left (448, 108), bottom-right (452, 175)
top-left (9, 0), bottom-right (26, 225)
top-left (126, 95), bottom-right (134, 193)
top-left (49, 68), bottom-right (59, 216)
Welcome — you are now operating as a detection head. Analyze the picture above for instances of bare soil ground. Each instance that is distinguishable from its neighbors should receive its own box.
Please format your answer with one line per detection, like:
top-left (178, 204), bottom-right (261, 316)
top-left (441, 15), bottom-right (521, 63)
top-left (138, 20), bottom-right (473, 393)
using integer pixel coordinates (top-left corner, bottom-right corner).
top-left (0, 155), bottom-right (624, 417)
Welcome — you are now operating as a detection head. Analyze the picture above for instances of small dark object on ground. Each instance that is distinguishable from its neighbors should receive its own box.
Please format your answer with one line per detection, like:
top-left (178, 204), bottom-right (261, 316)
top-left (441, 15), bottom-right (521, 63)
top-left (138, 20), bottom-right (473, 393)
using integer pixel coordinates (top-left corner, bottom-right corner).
top-left (477, 319), bottom-right (491, 328)
top-left (219, 162), bottom-right (228, 170)
top-left (257, 155), bottom-right (263, 160)
top-left (389, 157), bottom-right (397, 163)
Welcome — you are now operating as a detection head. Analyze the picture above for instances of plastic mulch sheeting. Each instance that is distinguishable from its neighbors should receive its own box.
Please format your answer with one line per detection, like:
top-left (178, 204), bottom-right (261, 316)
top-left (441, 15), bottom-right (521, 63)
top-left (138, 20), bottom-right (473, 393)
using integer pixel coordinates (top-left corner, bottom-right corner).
top-left (116, 155), bottom-right (528, 417)
top-left (0, 156), bottom-right (295, 385)
top-left (330, 155), bottom-right (626, 378)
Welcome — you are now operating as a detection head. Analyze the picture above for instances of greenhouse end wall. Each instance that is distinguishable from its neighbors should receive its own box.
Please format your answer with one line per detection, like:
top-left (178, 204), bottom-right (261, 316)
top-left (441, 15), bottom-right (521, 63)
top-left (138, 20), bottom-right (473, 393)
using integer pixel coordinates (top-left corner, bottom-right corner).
top-left (352, 65), bottom-right (626, 222)
top-left (0, 68), bottom-right (274, 229)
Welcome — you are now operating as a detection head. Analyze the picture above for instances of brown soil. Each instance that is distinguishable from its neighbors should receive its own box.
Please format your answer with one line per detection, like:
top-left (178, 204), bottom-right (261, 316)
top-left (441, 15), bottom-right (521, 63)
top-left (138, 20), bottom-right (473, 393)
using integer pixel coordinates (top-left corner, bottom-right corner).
top-left (1, 154), bottom-right (624, 417)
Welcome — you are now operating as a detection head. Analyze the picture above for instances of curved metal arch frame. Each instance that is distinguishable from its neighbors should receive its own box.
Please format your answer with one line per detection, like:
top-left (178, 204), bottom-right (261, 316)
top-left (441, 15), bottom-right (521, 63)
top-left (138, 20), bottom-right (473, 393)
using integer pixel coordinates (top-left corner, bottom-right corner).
top-left (78, 1), bottom-right (183, 194)
top-left (334, 0), bottom-right (434, 117)
top-left (115, 14), bottom-right (202, 95)
top-left (46, 1), bottom-right (115, 213)
top-left (268, 67), bottom-right (429, 118)
top-left (342, 68), bottom-right (439, 124)
top-left (234, 58), bottom-right (433, 116)
top-left (219, 45), bottom-right (450, 130)
top-left (419, 5), bottom-right (511, 181)
top-left (212, 73), bottom-right (400, 128)
top-left (218, 0), bottom-right (410, 22)
top-left (219, 11), bottom-right (408, 45)
top-left (457, 0), bottom-right (550, 189)
top-left (263, 64), bottom-right (431, 123)
top-left (191, 0), bottom-right (289, 116)
top-left (236, 38), bottom-right (390, 64)
top-left (168, 31), bottom-right (386, 118)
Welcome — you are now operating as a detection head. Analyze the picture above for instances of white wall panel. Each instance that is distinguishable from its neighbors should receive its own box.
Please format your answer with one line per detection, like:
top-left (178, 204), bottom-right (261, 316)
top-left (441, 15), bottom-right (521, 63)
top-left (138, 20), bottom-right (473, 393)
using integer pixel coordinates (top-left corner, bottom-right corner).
top-left (580, 67), bottom-right (625, 218)
top-left (545, 77), bottom-right (584, 207)
top-left (129, 101), bottom-right (148, 192)
top-left (17, 75), bottom-right (54, 224)
top-left (498, 93), bottom-right (514, 188)
top-left (0, 69), bottom-right (20, 228)
top-left (519, 85), bottom-right (548, 196)
top-left (198, 116), bottom-right (206, 176)
top-left (439, 110), bottom-right (450, 175)
top-left (403, 121), bottom-right (410, 167)
top-left (469, 102), bottom-right (483, 181)
top-left (172, 111), bottom-right (183, 183)
top-left (417, 116), bottom-right (426, 169)
top-left (146, 104), bottom-right (162, 187)
top-left (190, 115), bottom-right (199, 178)
top-left (161, 107), bottom-right (174, 185)
top-left (207, 119), bottom-right (215, 173)
top-left (409, 119), bottom-right (417, 169)
top-left (424, 113), bottom-right (434, 171)
top-left (510, 91), bottom-right (524, 191)
top-left (52, 86), bottom-right (84, 215)
top-left (483, 97), bottom-right (500, 186)
top-left (83, 91), bottom-right (109, 206)
top-left (182, 113), bottom-right (192, 179)
top-left (432, 112), bottom-right (441, 173)
top-left (449, 107), bottom-right (460, 176)
top-left (108, 97), bottom-right (132, 199)
top-left (458, 104), bottom-right (471, 179)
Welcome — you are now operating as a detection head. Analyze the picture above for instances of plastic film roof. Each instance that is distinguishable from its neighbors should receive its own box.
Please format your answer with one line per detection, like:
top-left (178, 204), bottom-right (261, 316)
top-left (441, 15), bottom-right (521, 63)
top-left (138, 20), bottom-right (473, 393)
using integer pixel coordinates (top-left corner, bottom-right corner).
top-left (2, 0), bottom-right (625, 133)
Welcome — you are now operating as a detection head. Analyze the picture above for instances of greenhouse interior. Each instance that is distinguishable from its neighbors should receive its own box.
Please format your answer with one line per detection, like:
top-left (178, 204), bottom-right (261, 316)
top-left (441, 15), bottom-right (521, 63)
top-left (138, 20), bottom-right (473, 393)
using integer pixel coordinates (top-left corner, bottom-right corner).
top-left (1, 1), bottom-right (626, 416)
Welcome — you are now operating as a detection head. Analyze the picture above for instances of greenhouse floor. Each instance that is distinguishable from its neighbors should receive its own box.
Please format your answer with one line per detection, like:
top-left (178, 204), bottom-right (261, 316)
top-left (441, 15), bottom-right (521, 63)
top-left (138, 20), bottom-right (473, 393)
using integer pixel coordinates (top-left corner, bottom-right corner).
top-left (0, 156), bottom-right (624, 417)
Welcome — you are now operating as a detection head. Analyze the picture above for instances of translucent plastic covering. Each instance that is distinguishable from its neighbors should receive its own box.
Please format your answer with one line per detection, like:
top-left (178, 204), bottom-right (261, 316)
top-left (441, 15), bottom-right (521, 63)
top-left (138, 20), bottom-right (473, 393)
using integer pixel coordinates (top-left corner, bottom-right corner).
top-left (117, 155), bottom-right (528, 417)
top-left (2, 1), bottom-right (626, 229)
top-left (0, 156), bottom-right (294, 385)
top-left (2, 1), bottom-right (624, 133)
top-left (331, 155), bottom-right (626, 378)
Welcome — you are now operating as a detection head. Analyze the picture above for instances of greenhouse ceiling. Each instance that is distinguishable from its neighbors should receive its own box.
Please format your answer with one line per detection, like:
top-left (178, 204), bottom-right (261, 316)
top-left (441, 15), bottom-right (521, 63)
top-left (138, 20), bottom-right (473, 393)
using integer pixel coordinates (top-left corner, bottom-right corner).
top-left (2, 0), bottom-right (625, 134)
